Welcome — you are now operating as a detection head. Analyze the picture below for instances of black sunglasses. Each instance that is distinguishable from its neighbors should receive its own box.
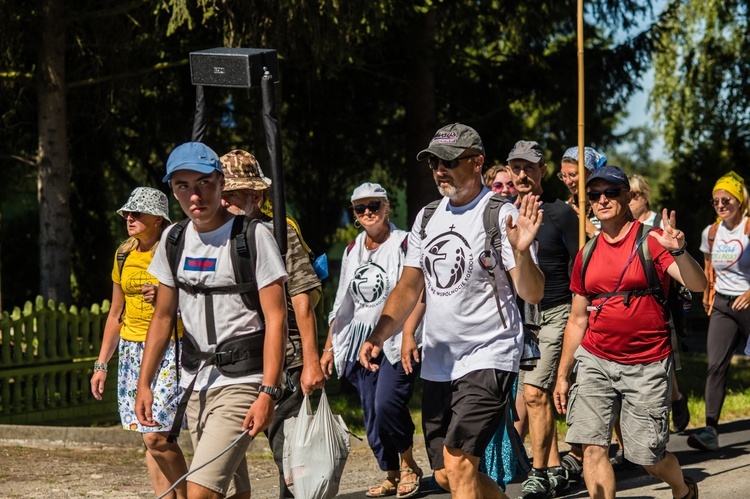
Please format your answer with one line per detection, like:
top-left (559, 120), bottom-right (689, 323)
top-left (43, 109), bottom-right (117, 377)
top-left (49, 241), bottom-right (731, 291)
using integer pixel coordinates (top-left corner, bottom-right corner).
top-left (586, 188), bottom-right (628, 202)
top-left (352, 201), bottom-right (382, 215)
top-left (122, 211), bottom-right (144, 219)
top-left (427, 154), bottom-right (480, 170)
top-left (710, 197), bottom-right (733, 207)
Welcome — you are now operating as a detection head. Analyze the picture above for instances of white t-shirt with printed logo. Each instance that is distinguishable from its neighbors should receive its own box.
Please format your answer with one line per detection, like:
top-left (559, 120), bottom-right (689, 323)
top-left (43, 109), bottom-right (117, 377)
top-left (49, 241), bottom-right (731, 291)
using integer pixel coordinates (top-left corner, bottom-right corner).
top-left (149, 217), bottom-right (287, 391)
top-left (405, 187), bottom-right (534, 382)
top-left (328, 224), bottom-right (420, 376)
top-left (700, 216), bottom-right (750, 296)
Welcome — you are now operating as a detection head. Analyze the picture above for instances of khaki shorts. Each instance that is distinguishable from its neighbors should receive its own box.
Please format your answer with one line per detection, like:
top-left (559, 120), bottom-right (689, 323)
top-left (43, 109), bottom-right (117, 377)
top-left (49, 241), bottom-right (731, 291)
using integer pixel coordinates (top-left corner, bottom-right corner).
top-left (185, 383), bottom-right (259, 495)
top-left (564, 347), bottom-right (672, 466)
top-left (521, 302), bottom-right (571, 393)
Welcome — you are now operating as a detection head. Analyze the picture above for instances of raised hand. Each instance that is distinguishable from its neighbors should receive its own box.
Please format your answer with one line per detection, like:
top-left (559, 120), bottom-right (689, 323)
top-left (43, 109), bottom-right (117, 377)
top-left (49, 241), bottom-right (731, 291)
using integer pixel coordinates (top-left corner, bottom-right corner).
top-left (649, 208), bottom-right (685, 252)
top-left (506, 194), bottom-right (543, 252)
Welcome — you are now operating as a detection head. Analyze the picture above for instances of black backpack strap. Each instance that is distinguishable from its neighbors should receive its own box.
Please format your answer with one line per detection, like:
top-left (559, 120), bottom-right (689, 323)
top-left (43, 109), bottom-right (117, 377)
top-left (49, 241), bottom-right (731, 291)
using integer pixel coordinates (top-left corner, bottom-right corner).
top-left (230, 216), bottom-right (262, 321)
top-left (167, 217), bottom-right (260, 345)
top-left (419, 200), bottom-right (442, 239)
top-left (116, 250), bottom-right (130, 323)
top-left (579, 234), bottom-right (599, 297)
top-left (116, 250), bottom-right (129, 278)
top-left (166, 219), bottom-right (190, 277)
top-left (482, 194), bottom-right (510, 328)
top-left (638, 224), bottom-right (683, 369)
top-left (637, 224), bottom-right (668, 311)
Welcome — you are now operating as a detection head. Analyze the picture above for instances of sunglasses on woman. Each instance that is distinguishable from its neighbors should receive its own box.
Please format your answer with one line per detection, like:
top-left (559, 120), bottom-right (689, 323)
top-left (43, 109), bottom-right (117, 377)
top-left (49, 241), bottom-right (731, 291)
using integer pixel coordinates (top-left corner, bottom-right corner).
top-left (122, 211), bottom-right (144, 219)
top-left (710, 197), bottom-right (733, 207)
top-left (492, 181), bottom-right (515, 191)
top-left (427, 154), bottom-right (479, 170)
top-left (586, 188), bottom-right (628, 202)
top-left (352, 201), bottom-right (382, 215)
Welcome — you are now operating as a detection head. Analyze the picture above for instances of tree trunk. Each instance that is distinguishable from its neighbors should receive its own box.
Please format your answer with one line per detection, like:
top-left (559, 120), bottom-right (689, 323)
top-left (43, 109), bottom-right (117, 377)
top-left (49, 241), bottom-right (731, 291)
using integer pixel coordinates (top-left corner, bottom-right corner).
top-left (405, 10), bottom-right (438, 227)
top-left (37, 0), bottom-right (72, 304)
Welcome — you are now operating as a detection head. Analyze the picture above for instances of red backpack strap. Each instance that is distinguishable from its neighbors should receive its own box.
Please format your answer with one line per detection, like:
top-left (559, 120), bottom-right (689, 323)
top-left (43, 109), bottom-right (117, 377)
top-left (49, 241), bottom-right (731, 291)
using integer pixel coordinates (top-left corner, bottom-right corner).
top-left (345, 241), bottom-right (356, 256)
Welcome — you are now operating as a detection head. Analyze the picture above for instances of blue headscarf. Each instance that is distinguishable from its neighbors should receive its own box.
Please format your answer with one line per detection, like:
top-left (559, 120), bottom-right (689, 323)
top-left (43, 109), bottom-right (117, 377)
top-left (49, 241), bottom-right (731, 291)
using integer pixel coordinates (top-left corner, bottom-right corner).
top-left (561, 146), bottom-right (607, 172)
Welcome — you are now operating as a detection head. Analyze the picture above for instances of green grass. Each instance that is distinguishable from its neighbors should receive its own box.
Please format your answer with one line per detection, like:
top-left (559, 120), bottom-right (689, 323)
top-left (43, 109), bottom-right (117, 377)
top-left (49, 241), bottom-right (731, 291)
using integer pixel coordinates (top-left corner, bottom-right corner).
top-left (328, 353), bottom-right (750, 439)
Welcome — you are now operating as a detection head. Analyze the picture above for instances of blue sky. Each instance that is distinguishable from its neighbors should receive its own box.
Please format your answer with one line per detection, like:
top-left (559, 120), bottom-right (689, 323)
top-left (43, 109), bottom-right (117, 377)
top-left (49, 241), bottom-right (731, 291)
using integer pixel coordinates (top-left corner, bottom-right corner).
top-left (613, 0), bottom-right (668, 160)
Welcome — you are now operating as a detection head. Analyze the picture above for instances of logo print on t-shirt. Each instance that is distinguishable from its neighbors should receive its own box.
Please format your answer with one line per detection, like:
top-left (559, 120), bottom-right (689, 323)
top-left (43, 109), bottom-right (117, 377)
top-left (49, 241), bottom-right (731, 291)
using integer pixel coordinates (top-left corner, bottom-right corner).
top-left (714, 239), bottom-right (744, 270)
top-left (184, 257), bottom-right (217, 272)
top-left (422, 230), bottom-right (473, 296)
top-left (124, 270), bottom-right (155, 313)
top-left (349, 262), bottom-right (390, 307)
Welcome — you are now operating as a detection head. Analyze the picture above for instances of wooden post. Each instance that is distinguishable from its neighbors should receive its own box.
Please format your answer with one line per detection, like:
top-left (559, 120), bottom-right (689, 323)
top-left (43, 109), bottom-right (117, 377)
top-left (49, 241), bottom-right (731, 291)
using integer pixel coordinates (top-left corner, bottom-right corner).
top-left (577, 0), bottom-right (586, 248)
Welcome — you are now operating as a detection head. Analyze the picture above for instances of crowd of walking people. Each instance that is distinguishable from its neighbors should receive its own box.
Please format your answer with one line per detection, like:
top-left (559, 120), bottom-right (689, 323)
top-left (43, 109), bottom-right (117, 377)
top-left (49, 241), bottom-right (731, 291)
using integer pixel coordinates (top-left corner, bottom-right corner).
top-left (88, 123), bottom-right (750, 499)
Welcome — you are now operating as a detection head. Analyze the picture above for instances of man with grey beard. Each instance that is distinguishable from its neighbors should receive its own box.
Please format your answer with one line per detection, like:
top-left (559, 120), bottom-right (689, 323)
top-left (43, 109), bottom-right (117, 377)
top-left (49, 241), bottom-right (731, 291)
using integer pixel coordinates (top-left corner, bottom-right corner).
top-left (220, 149), bottom-right (325, 499)
top-left (359, 123), bottom-right (545, 499)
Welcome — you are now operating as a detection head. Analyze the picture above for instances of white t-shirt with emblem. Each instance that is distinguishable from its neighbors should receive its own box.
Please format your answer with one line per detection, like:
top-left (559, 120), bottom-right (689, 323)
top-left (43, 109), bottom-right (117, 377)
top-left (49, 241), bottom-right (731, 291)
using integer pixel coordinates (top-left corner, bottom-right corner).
top-left (406, 188), bottom-right (533, 382)
top-left (149, 217), bottom-right (287, 391)
top-left (328, 224), bottom-right (420, 376)
top-left (700, 216), bottom-right (750, 296)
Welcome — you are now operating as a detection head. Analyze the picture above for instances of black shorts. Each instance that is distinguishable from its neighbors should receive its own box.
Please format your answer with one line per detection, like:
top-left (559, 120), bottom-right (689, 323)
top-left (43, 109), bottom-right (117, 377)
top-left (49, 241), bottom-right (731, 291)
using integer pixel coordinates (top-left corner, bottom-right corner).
top-left (422, 368), bottom-right (516, 470)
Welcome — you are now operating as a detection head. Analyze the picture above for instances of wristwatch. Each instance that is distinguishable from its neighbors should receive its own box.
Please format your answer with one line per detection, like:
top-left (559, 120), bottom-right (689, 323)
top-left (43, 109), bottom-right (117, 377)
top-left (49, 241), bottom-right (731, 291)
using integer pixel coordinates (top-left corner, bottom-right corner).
top-left (260, 385), bottom-right (284, 401)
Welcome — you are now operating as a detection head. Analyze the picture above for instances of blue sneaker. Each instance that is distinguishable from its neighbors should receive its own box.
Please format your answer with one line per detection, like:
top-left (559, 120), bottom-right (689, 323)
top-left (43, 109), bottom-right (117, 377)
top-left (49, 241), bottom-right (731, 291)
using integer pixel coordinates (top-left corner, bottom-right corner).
top-left (687, 427), bottom-right (719, 451)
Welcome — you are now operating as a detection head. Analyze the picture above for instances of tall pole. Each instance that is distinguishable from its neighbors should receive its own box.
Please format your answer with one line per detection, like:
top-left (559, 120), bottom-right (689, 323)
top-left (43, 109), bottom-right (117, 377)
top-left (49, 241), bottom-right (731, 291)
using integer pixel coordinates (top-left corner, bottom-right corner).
top-left (577, 0), bottom-right (586, 248)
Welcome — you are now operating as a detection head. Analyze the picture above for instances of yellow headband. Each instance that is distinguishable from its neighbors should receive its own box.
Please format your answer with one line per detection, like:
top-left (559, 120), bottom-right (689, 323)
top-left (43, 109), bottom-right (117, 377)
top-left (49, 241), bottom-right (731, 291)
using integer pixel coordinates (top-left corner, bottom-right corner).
top-left (713, 170), bottom-right (745, 203)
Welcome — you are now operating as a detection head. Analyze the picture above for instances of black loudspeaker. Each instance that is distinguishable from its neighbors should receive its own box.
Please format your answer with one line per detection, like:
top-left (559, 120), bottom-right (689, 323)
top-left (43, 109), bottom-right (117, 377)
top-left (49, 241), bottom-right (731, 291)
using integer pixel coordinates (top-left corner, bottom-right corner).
top-left (189, 48), bottom-right (279, 88)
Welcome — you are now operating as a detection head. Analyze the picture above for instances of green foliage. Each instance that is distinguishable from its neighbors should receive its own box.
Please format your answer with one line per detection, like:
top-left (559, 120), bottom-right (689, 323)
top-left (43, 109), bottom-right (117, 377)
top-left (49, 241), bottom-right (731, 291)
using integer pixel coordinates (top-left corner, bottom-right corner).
top-left (651, 0), bottom-right (750, 244)
top-left (0, 0), bottom-right (658, 305)
top-left (608, 125), bottom-right (672, 208)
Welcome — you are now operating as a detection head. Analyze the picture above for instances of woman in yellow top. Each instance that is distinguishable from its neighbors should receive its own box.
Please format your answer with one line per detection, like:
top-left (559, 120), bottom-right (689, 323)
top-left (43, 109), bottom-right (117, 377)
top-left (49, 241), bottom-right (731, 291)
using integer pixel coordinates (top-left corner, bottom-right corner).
top-left (90, 187), bottom-right (188, 498)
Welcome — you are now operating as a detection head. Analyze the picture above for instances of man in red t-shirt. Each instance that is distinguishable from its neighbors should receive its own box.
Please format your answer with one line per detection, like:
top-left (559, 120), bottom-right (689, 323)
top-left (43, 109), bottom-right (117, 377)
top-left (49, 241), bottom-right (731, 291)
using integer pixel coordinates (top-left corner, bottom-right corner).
top-left (553, 166), bottom-right (706, 499)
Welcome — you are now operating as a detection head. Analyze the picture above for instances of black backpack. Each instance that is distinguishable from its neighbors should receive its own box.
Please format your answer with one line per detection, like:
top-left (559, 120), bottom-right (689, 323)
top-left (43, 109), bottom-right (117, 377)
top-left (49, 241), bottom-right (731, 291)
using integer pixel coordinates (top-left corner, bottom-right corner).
top-left (164, 215), bottom-right (266, 443)
top-left (419, 193), bottom-right (511, 325)
top-left (419, 192), bottom-right (532, 474)
top-left (165, 215), bottom-right (262, 332)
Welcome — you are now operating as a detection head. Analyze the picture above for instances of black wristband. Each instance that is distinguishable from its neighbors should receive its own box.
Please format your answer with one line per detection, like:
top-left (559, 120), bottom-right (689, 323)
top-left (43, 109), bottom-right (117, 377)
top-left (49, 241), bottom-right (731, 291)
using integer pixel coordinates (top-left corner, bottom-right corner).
top-left (670, 242), bottom-right (687, 257)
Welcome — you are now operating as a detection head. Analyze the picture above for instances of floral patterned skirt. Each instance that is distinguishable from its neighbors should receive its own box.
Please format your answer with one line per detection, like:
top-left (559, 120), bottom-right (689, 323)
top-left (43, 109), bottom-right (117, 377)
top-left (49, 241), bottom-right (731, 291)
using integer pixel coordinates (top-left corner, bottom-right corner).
top-left (117, 338), bottom-right (185, 432)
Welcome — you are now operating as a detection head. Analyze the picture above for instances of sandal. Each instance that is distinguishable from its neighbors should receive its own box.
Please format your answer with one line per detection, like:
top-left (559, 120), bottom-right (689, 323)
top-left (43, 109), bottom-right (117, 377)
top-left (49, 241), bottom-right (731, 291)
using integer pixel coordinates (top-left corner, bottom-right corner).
top-left (397, 467), bottom-right (423, 499)
top-left (366, 477), bottom-right (399, 498)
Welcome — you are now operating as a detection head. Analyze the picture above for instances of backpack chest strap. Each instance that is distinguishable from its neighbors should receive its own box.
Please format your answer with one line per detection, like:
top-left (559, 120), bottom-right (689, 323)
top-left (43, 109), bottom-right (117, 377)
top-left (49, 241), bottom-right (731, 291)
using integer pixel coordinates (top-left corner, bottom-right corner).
top-left (589, 287), bottom-right (664, 307)
top-left (174, 280), bottom-right (258, 345)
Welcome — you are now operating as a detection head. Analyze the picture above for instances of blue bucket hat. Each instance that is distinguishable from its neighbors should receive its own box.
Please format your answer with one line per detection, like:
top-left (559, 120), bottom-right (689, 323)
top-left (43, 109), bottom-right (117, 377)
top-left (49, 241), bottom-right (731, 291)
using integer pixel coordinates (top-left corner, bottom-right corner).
top-left (163, 142), bottom-right (222, 183)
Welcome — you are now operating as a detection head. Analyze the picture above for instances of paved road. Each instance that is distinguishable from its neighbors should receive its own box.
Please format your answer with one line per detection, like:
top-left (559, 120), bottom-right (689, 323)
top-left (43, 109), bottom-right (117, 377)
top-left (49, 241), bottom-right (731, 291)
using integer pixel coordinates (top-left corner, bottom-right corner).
top-left (340, 417), bottom-right (750, 498)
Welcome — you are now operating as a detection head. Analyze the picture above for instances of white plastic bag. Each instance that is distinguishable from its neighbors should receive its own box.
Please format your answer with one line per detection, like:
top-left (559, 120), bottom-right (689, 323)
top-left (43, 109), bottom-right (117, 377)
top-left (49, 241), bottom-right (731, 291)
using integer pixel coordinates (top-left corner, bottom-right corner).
top-left (282, 390), bottom-right (351, 499)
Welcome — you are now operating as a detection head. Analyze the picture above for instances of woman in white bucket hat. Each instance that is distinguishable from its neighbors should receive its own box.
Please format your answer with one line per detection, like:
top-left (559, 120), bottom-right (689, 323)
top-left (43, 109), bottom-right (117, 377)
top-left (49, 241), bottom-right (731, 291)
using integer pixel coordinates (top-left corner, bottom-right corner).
top-left (90, 187), bottom-right (189, 497)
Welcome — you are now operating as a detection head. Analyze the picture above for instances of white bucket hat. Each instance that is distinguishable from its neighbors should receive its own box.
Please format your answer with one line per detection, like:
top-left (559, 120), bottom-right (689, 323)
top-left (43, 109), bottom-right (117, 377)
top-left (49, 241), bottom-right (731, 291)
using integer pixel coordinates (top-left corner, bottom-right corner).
top-left (117, 187), bottom-right (171, 222)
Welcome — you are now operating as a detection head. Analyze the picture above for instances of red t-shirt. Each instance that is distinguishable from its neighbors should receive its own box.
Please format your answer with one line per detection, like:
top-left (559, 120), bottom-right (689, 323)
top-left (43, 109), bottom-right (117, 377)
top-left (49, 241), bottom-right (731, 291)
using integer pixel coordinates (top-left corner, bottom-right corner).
top-left (570, 221), bottom-right (675, 364)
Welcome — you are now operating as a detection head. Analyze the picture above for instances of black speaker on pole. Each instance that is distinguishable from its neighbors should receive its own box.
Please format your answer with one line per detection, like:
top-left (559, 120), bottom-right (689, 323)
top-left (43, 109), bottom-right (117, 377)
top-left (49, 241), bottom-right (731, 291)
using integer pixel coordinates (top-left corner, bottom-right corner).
top-left (189, 47), bottom-right (279, 88)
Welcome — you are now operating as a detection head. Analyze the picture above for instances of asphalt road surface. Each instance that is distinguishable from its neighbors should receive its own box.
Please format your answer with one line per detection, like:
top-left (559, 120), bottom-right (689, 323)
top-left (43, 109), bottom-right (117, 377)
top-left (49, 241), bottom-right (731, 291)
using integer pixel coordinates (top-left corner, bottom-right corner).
top-left (340, 417), bottom-right (750, 498)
